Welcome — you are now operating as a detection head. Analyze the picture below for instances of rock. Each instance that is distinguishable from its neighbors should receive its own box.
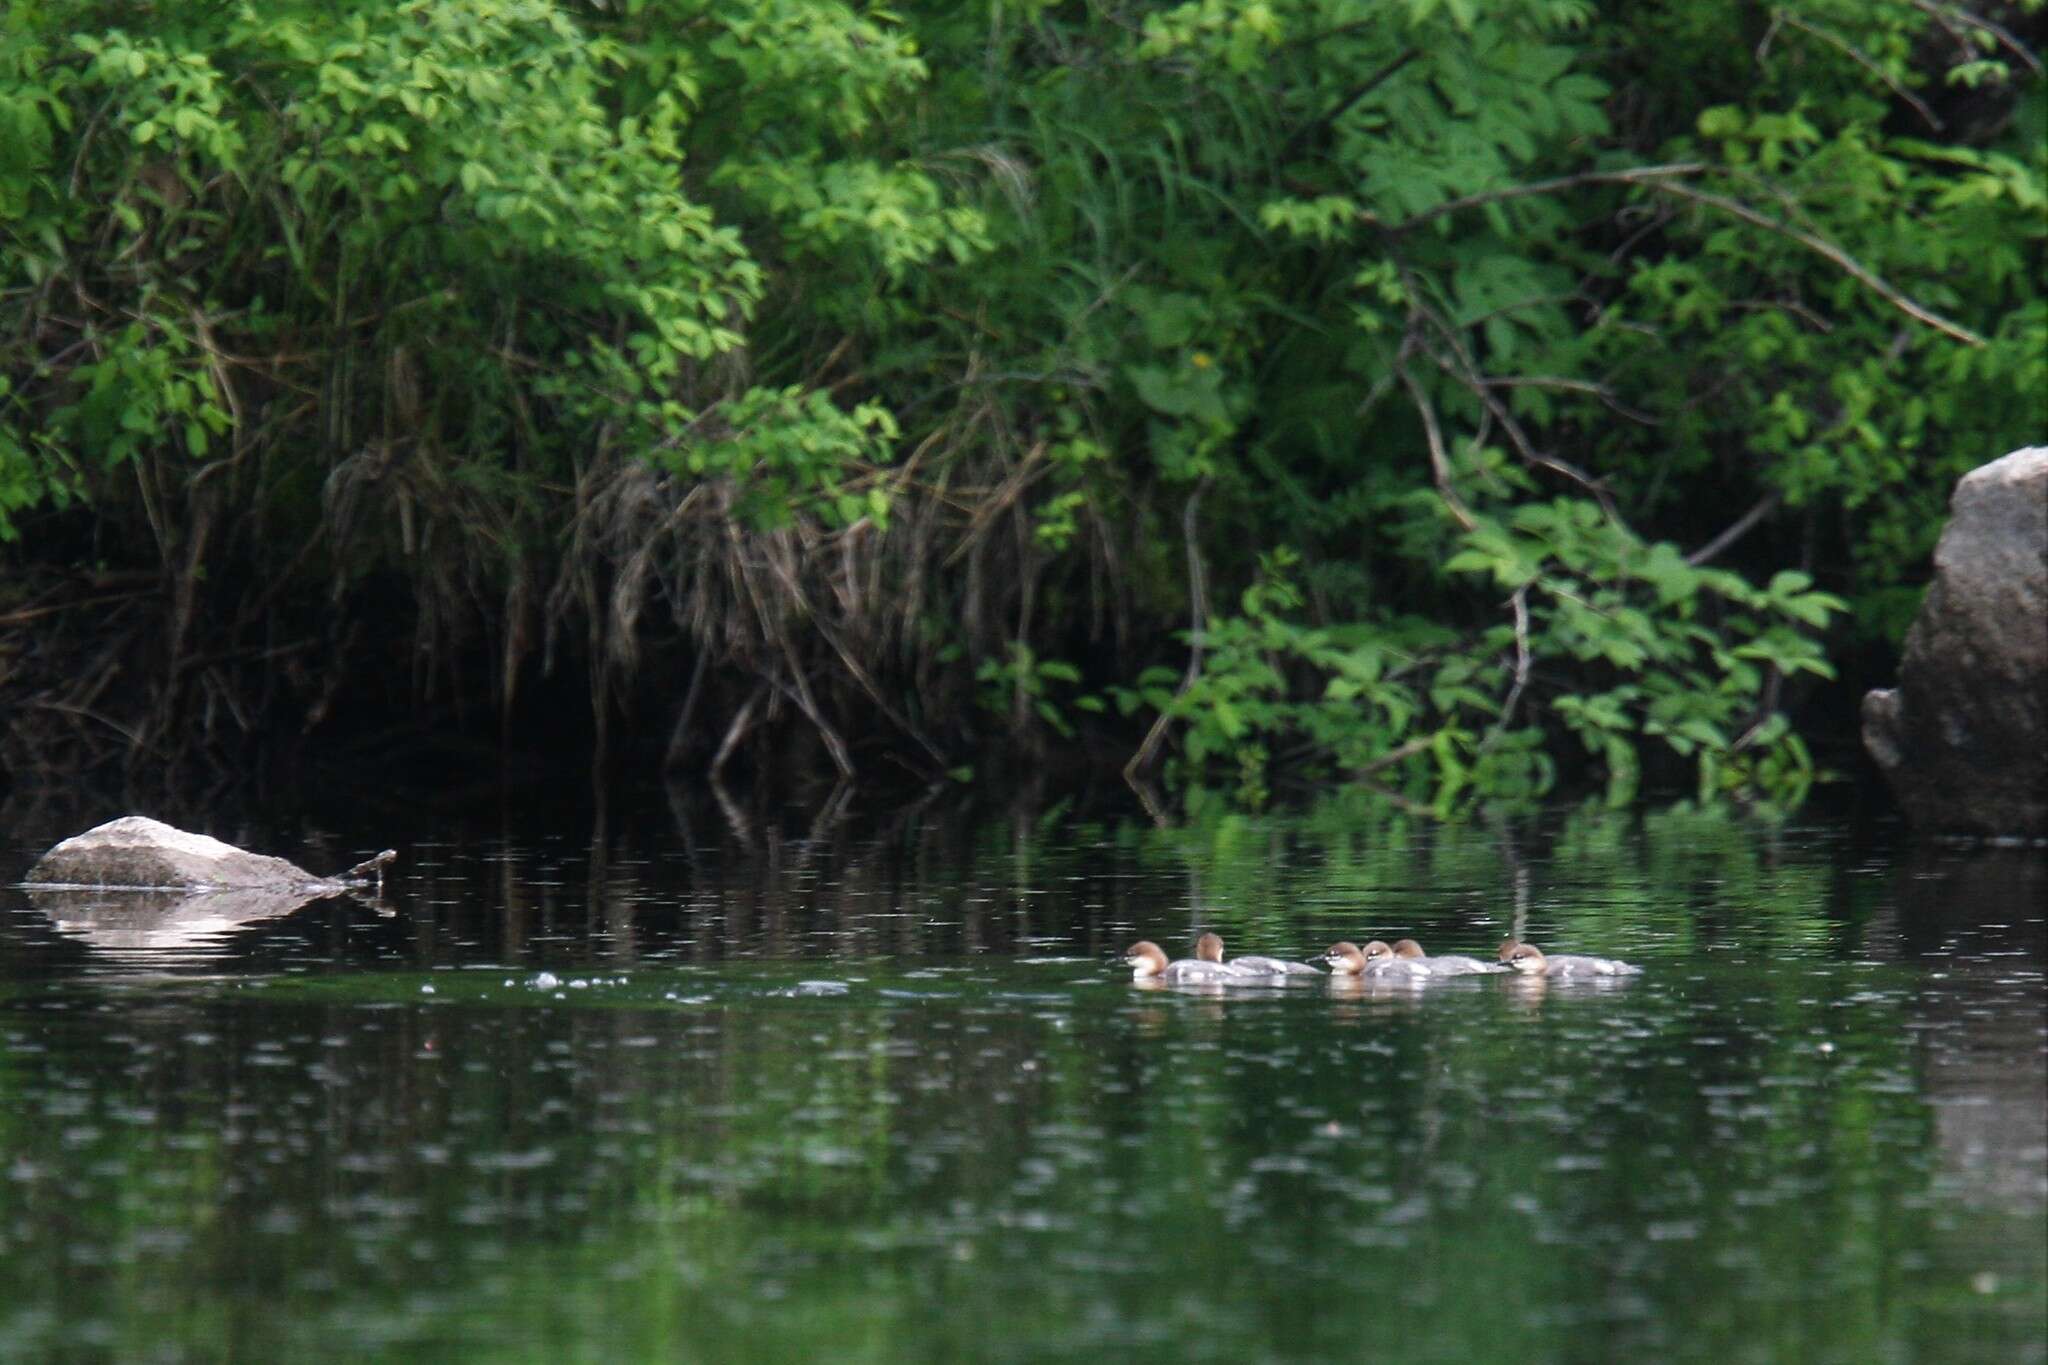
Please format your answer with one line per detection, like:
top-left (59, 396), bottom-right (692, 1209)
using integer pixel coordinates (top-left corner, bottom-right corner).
top-left (1863, 447), bottom-right (2048, 838)
top-left (24, 814), bottom-right (395, 890)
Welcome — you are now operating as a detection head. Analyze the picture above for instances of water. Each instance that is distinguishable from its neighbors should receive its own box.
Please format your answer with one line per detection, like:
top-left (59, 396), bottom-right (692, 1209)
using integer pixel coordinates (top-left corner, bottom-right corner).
top-left (2, 791), bottom-right (2042, 1362)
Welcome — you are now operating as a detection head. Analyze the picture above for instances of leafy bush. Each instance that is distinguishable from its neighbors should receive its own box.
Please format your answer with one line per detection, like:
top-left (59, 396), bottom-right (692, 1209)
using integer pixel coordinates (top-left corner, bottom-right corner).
top-left (1, 0), bottom-right (2039, 804)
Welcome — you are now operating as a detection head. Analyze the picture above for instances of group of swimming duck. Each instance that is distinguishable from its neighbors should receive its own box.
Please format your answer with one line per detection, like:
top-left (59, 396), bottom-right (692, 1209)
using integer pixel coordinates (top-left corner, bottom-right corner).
top-left (1124, 932), bottom-right (1641, 984)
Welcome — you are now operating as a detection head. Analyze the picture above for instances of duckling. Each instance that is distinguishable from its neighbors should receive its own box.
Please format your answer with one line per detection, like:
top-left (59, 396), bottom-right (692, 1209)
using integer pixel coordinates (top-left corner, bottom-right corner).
top-left (1392, 938), bottom-right (1507, 976)
top-left (1499, 942), bottom-right (1642, 977)
top-left (1319, 940), bottom-right (1431, 981)
top-left (1195, 931), bottom-right (1322, 977)
top-left (1124, 940), bottom-right (1240, 984)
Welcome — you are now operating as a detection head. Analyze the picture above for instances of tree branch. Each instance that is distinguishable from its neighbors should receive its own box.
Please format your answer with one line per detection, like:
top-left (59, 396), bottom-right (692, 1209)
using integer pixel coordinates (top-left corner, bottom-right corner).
top-left (1280, 49), bottom-right (1422, 161)
top-left (1381, 162), bottom-right (1988, 347)
top-left (1643, 180), bottom-right (1987, 346)
top-left (1768, 10), bottom-right (1943, 131)
top-left (1912, 0), bottom-right (2042, 75)
top-left (1382, 164), bottom-right (1711, 233)
top-left (1496, 585), bottom-right (1533, 732)
top-left (1125, 477), bottom-right (1213, 784)
top-left (1396, 356), bottom-right (1478, 533)
top-left (1687, 490), bottom-right (1784, 566)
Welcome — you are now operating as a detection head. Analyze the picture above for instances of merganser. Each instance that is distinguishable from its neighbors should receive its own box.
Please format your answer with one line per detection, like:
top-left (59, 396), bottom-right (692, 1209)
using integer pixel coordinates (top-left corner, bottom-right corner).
top-left (1393, 938), bottom-right (1507, 976)
top-left (1125, 940), bottom-right (1241, 984)
top-left (1195, 932), bottom-right (1322, 977)
top-left (1318, 941), bottom-right (1431, 981)
top-left (1499, 942), bottom-right (1642, 977)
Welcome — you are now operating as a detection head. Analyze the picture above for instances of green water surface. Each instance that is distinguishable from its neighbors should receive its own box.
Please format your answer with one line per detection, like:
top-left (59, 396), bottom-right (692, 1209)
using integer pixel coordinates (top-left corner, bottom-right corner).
top-left (2, 795), bottom-right (2042, 1362)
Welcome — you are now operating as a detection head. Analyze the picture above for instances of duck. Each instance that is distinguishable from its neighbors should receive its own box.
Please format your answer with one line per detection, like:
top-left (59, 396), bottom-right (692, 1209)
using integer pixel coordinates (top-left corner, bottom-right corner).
top-left (1392, 938), bottom-right (1507, 976)
top-left (1318, 940), bottom-right (1431, 981)
top-left (1124, 940), bottom-right (1242, 984)
top-left (1194, 931), bottom-right (1322, 977)
top-left (1498, 941), bottom-right (1642, 977)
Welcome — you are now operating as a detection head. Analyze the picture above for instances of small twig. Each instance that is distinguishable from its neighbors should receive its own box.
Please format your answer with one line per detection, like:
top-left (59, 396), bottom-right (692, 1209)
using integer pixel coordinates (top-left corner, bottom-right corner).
top-left (1771, 10), bottom-right (1943, 131)
top-left (1383, 163), bottom-right (1710, 234)
top-left (1480, 375), bottom-right (1663, 426)
top-left (1756, 9), bottom-right (1786, 62)
top-left (1687, 490), bottom-right (1785, 566)
top-left (1496, 586), bottom-right (1533, 732)
top-left (1354, 368), bottom-right (1397, 417)
top-left (1384, 162), bottom-right (1985, 347)
top-left (709, 688), bottom-right (761, 778)
top-left (1912, 0), bottom-right (2042, 75)
top-left (1351, 780), bottom-right (1441, 819)
top-left (29, 699), bottom-right (157, 753)
top-left (1416, 318), bottom-right (1617, 516)
top-left (1396, 356), bottom-right (1477, 533)
top-left (1728, 297), bottom-right (1834, 333)
top-left (1350, 734), bottom-right (1436, 779)
top-left (1729, 666), bottom-right (1784, 753)
top-left (1645, 180), bottom-right (1987, 346)
top-left (1125, 477), bottom-right (1212, 783)
top-left (0, 590), bottom-right (154, 628)
top-left (1280, 49), bottom-right (1422, 161)
top-left (665, 648), bottom-right (711, 771)
top-left (767, 670), bottom-right (856, 782)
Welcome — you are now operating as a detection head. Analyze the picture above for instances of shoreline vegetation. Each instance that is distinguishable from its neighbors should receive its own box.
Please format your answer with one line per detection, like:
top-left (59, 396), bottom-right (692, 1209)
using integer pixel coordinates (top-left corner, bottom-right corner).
top-left (2, 1), bottom-right (2041, 809)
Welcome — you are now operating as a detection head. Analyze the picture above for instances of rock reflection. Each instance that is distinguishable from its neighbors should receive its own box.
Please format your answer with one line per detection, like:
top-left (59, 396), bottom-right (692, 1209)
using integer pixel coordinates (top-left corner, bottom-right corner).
top-left (26, 884), bottom-right (390, 958)
top-left (1, 791), bottom-right (2044, 1362)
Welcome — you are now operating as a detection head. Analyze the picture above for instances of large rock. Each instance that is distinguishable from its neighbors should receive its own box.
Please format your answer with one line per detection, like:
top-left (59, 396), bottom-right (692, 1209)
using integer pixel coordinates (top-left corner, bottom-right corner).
top-left (1863, 447), bottom-right (2048, 838)
top-left (25, 814), bottom-right (392, 889)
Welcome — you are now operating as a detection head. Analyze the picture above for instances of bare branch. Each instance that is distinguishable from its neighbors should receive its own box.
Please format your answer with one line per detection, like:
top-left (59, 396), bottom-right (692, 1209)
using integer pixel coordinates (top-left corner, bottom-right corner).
top-left (1495, 585), bottom-right (1534, 735)
top-left (1687, 490), bottom-right (1785, 566)
top-left (1382, 164), bottom-right (1711, 233)
top-left (1644, 180), bottom-right (1987, 346)
top-left (1480, 374), bottom-right (1663, 426)
top-left (1728, 297), bottom-right (1834, 333)
top-left (1413, 312), bottom-right (1617, 513)
top-left (1395, 357), bottom-right (1478, 533)
top-left (1771, 10), bottom-right (1943, 131)
top-left (1126, 477), bottom-right (1213, 784)
top-left (1912, 0), bottom-right (2043, 75)
top-left (1280, 49), bottom-right (1423, 161)
top-left (1349, 734), bottom-right (1437, 778)
top-left (1383, 161), bottom-right (1988, 347)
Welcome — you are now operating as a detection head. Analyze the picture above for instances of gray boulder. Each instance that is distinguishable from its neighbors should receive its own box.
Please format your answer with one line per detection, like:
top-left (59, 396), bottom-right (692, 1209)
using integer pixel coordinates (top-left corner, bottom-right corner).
top-left (1863, 447), bottom-right (2047, 838)
top-left (25, 814), bottom-right (394, 890)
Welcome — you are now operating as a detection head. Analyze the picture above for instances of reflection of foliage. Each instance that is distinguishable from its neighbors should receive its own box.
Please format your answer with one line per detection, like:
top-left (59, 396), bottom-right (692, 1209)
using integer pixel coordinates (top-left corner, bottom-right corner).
top-left (2, 950), bottom-right (2032, 1359)
top-left (3, 795), bottom-right (2044, 1357)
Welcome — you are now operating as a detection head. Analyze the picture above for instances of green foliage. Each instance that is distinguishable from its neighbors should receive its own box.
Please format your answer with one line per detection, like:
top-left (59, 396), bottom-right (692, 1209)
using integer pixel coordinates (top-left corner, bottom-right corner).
top-left (644, 386), bottom-right (900, 530)
top-left (1, 0), bottom-right (2039, 801)
top-left (0, 0), bottom-right (976, 765)
top-left (1579, 0), bottom-right (2048, 642)
top-left (1119, 521), bottom-right (1843, 806)
top-left (914, 0), bottom-right (2032, 800)
top-left (976, 641), bottom-right (1097, 740)
top-left (1446, 498), bottom-right (1843, 803)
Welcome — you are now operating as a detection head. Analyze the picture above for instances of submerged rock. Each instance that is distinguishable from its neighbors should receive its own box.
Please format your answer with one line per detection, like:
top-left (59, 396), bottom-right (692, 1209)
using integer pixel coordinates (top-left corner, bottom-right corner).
top-left (1863, 447), bottom-right (2048, 838)
top-left (21, 816), bottom-right (398, 955)
top-left (25, 814), bottom-right (393, 890)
